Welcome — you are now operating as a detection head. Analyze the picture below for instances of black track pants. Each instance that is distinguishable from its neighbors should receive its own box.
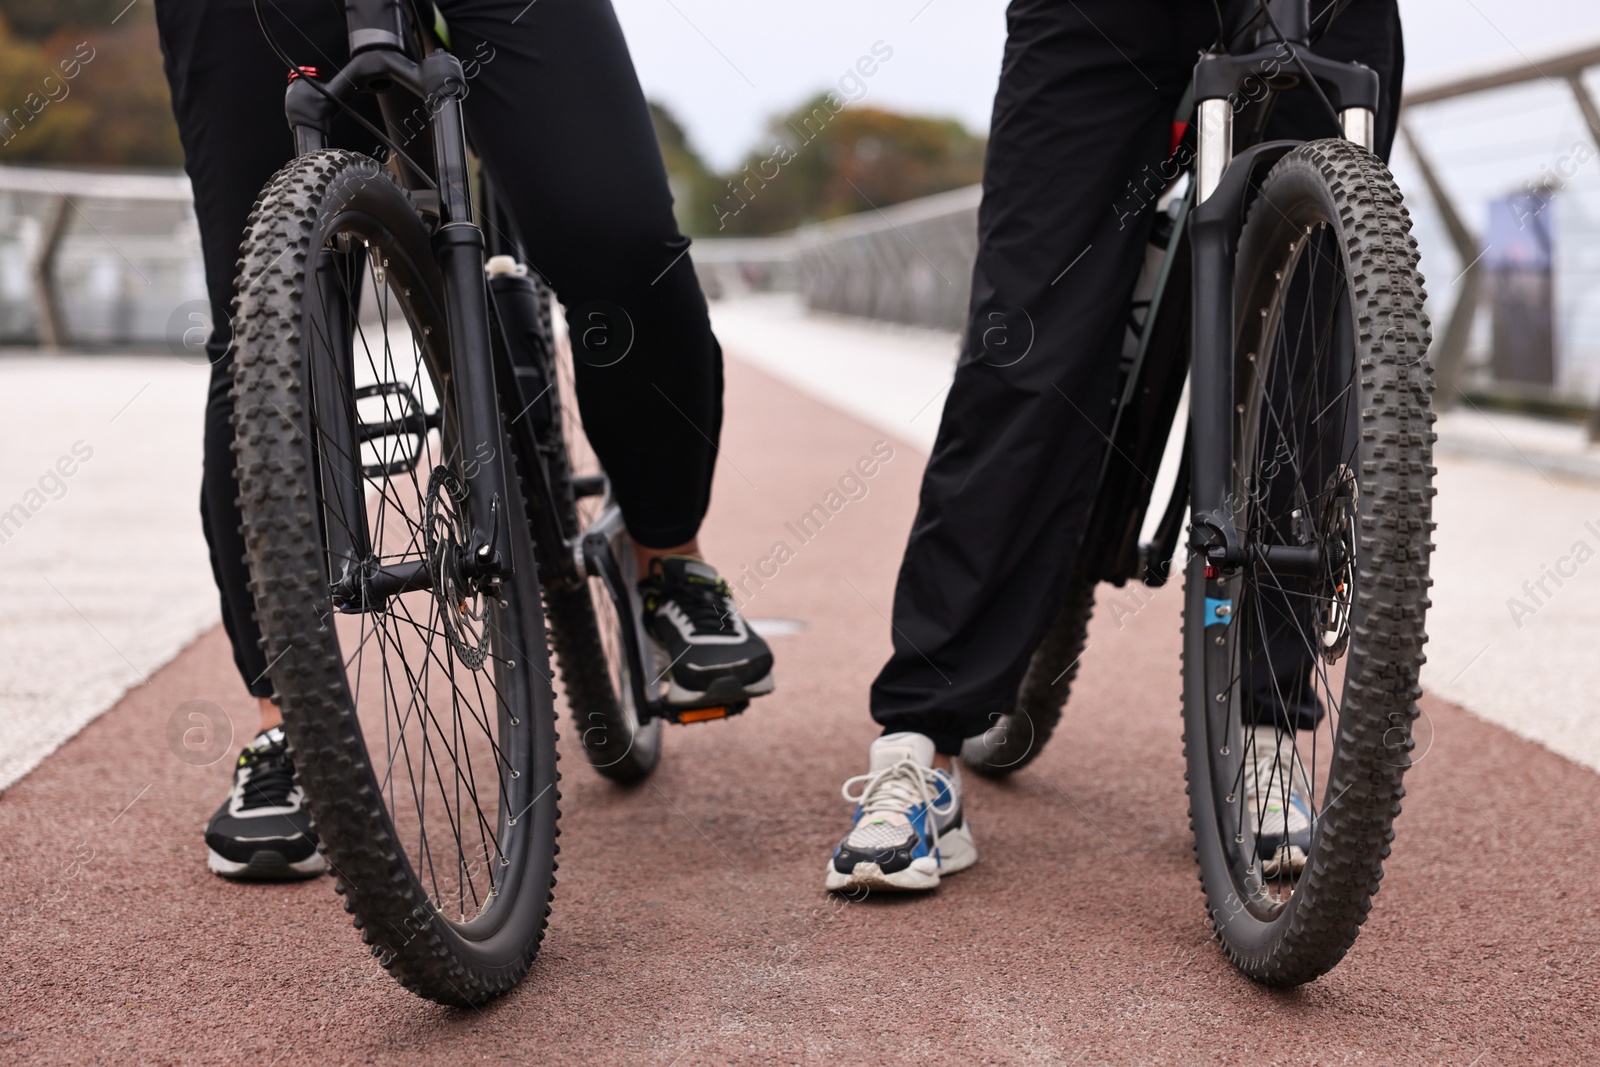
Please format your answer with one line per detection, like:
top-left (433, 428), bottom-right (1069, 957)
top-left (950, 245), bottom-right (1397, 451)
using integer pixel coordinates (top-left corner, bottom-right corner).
top-left (155, 0), bottom-right (722, 697)
top-left (869, 0), bottom-right (1404, 753)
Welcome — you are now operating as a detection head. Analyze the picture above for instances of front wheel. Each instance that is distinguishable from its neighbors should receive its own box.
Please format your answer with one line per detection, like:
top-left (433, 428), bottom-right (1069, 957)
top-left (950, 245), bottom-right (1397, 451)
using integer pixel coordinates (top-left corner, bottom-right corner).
top-left (1183, 139), bottom-right (1433, 985)
top-left (231, 151), bottom-right (560, 1006)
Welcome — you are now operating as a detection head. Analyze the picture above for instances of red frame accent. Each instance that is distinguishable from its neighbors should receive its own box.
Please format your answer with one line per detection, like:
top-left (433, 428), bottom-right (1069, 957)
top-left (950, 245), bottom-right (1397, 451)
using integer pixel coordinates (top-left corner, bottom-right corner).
top-left (1169, 120), bottom-right (1190, 160)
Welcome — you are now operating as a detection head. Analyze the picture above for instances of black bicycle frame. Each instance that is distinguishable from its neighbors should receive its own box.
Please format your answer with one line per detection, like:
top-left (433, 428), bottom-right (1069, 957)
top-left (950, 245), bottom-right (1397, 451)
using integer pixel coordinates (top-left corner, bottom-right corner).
top-left (1080, 0), bottom-right (1379, 587)
top-left (284, 0), bottom-right (514, 590)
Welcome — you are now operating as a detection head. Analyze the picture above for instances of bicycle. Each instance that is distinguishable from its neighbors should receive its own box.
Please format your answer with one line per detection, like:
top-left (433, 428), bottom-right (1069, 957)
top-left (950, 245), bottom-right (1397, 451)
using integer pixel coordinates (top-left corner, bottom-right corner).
top-left (961, 0), bottom-right (1433, 985)
top-left (227, 0), bottom-right (747, 1005)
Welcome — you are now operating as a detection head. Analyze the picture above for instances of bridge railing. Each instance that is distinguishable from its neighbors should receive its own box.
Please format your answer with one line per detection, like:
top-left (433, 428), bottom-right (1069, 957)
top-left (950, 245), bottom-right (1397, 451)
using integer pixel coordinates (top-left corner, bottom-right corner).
top-left (0, 164), bottom-right (201, 348)
top-left (793, 184), bottom-right (979, 332)
top-left (13, 36), bottom-right (1600, 434)
top-left (697, 40), bottom-right (1600, 435)
top-left (692, 184), bottom-right (979, 332)
top-left (1397, 41), bottom-right (1600, 431)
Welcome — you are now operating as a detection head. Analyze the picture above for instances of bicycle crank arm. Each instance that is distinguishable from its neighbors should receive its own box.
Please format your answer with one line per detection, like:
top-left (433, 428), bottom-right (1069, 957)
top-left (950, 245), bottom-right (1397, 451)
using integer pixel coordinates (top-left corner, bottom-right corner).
top-left (581, 517), bottom-right (666, 721)
top-left (579, 513), bottom-right (755, 728)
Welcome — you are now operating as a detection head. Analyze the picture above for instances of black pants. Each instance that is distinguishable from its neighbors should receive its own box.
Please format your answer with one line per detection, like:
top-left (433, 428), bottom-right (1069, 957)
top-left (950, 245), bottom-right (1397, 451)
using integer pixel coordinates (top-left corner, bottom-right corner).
top-left (155, 0), bottom-right (723, 697)
top-left (870, 0), bottom-right (1404, 753)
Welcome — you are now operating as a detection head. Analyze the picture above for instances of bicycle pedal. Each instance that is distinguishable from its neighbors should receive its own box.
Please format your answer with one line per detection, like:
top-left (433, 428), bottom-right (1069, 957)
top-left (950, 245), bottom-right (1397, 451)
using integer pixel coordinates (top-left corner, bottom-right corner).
top-left (656, 700), bottom-right (750, 726)
top-left (677, 706), bottom-right (730, 724)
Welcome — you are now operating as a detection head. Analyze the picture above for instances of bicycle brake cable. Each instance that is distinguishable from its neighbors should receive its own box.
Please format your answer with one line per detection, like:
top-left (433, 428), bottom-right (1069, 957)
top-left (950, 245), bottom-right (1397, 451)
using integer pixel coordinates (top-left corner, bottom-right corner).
top-left (250, 0), bottom-right (439, 190)
top-left (1255, 0), bottom-right (1345, 130)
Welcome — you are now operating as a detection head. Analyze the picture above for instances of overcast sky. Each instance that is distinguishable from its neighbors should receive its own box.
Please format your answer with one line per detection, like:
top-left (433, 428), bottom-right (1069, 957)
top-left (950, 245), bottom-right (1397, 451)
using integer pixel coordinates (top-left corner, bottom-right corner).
top-left (612, 0), bottom-right (1600, 170)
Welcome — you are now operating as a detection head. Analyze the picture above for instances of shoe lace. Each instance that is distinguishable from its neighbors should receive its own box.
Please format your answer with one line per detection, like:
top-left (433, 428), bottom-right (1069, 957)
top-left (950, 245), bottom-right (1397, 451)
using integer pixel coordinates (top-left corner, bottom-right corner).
top-left (238, 742), bottom-right (297, 810)
top-left (656, 579), bottom-right (738, 637)
top-left (840, 759), bottom-right (956, 852)
top-left (1244, 729), bottom-right (1311, 825)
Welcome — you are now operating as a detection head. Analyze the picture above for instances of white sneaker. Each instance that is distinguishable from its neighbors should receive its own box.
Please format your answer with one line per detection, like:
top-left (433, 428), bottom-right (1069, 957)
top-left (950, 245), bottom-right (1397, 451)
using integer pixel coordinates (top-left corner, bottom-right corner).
top-left (825, 732), bottom-right (978, 892)
top-left (1243, 725), bottom-right (1313, 877)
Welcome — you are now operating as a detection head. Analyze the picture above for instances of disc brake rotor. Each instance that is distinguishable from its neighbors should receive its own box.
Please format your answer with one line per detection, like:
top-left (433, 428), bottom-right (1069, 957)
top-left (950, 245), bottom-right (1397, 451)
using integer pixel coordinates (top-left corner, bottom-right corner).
top-left (1315, 464), bottom-right (1358, 662)
top-left (423, 466), bottom-right (491, 671)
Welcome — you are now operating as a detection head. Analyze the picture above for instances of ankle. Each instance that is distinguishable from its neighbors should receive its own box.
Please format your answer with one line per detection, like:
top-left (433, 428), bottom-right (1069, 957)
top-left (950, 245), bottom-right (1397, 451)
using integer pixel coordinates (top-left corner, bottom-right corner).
top-left (258, 697), bottom-right (282, 733)
top-left (632, 537), bottom-right (701, 578)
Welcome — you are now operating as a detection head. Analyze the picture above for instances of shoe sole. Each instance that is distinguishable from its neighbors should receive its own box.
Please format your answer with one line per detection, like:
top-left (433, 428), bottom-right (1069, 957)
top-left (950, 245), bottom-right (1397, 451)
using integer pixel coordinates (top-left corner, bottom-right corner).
top-left (1260, 843), bottom-right (1308, 878)
top-left (824, 824), bottom-right (978, 893)
top-left (666, 671), bottom-right (774, 708)
top-left (208, 847), bottom-right (327, 881)
top-left (937, 823), bottom-right (979, 875)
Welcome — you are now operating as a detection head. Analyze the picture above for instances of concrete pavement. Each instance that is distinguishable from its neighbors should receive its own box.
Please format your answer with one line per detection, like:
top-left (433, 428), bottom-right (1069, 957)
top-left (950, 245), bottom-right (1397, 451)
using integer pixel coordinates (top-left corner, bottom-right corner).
top-left (0, 353), bottom-right (217, 791)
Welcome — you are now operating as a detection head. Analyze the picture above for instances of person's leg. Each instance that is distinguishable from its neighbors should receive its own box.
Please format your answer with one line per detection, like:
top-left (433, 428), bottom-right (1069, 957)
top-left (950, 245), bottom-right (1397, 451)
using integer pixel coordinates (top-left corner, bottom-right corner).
top-left (866, 0), bottom-right (1217, 755)
top-left (156, 0), bottom-right (355, 714)
top-left (155, 0), bottom-right (354, 877)
top-left (829, 0), bottom-right (1215, 894)
top-left (439, 0), bottom-right (720, 555)
top-left (439, 0), bottom-right (769, 703)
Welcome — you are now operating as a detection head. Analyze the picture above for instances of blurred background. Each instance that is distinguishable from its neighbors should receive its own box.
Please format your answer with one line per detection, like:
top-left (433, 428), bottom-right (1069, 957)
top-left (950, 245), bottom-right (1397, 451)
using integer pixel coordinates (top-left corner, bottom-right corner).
top-left (4, 0), bottom-right (1600, 398)
top-left (5, 0), bottom-right (1600, 787)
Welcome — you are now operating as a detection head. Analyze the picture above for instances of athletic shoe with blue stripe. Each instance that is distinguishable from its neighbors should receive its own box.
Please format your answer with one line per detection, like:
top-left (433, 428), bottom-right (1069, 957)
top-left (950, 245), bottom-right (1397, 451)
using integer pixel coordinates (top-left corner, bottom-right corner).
top-left (1245, 725), bottom-right (1313, 877)
top-left (826, 732), bottom-right (977, 892)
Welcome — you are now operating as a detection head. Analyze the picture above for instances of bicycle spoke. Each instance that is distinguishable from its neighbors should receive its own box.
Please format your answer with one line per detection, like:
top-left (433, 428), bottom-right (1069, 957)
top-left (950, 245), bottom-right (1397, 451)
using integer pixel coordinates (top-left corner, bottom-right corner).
top-left (296, 222), bottom-right (527, 928)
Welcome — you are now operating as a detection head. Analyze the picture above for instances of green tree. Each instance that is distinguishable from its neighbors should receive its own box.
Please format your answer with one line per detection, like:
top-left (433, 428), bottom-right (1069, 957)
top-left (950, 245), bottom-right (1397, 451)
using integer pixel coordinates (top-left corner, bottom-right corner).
top-left (0, 8), bottom-right (183, 168)
top-left (0, 0), bottom-right (131, 41)
top-left (649, 100), bottom-right (721, 236)
top-left (712, 94), bottom-right (985, 236)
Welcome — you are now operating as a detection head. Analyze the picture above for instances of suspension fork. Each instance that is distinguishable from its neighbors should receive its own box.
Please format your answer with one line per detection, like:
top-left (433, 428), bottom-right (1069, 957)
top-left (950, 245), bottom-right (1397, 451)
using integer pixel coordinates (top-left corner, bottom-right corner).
top-left (422, 51), bottom-right (514, 587)
top-left (310, 246), bottom-right (374, 603)
top-left (1188, 100), bottom-right (1246, 568)
top-left (280, 5), bottom-right (512, 590)
top-left (1186, 18), bottom-right (1379, 567)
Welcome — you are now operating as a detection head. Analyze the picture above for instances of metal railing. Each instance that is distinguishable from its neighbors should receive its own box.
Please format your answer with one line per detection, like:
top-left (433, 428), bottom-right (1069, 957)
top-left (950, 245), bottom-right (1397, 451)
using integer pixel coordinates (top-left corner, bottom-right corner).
top-left (699, 40), bottom-right (1600, 434)
top-left (691, 235), bottom-right (800, 301)
top-left (0, 163), bottom-right (200, 348)
top-left (9, 37), bottom-right (1600, 416)
top-left (691, 185), bottom-right (981, 332)
top-left (794, 184), bottom-right (980, 331)
top-left (1399, 42), bottom-right (1600, 435)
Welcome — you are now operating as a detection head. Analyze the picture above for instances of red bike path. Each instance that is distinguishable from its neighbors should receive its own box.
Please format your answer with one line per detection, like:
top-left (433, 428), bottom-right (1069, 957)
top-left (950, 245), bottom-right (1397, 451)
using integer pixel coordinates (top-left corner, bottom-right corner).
top-left (2, 357), bottom-right (1596, 1065)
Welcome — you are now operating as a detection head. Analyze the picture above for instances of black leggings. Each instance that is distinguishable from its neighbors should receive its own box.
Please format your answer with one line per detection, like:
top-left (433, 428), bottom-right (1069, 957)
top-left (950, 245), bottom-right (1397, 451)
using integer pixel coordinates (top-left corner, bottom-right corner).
top-left (155, 0), bottom-right (723, 697)
top-left (868, 0), bottom-right (1404, 752)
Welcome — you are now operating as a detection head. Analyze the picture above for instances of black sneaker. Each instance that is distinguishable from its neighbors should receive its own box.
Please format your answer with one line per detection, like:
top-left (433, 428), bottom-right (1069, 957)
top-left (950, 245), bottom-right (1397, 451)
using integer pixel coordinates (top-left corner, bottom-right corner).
top-left (205, 726), bottom-right (326, 880)
top-left (638, 555), bottom-right (775, 706)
